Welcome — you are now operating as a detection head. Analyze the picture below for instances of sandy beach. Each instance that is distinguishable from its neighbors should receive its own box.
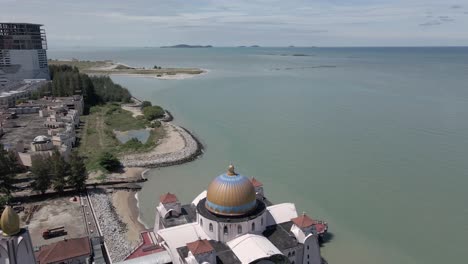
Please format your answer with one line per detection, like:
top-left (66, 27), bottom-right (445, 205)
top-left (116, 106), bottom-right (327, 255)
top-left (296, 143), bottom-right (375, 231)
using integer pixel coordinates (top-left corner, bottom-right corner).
top-left (112, 190), bottom-right (146, 247)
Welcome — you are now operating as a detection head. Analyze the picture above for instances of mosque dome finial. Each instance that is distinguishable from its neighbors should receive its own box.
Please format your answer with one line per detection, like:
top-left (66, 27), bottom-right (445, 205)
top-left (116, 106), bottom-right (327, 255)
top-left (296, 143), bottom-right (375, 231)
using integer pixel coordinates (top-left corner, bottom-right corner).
top-left (1, 206), bottom-right (20, 236)
top-left (227, 164), bottom-right (236, 176)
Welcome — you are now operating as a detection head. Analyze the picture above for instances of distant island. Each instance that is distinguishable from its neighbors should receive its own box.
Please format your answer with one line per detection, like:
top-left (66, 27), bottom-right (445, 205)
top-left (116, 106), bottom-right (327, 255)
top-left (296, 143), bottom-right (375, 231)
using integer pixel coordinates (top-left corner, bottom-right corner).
top-left (161, 44), bottom-right (213, 48)
top-left (48, 59), bottom-right (205, 79)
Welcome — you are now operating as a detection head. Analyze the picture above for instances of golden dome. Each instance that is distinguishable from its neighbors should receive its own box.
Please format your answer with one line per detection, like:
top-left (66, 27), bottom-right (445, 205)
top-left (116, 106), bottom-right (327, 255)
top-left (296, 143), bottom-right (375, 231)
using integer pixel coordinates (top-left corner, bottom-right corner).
top-left (1, 206), bottom-right (20, 236)
top-left (205, 165), bottom-right (257, 216)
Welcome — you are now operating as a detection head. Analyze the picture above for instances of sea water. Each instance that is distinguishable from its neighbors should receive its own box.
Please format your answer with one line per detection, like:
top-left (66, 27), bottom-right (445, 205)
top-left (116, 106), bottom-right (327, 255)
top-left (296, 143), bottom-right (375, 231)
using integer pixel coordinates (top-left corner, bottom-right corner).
top-left (49, 47), bottom-right (468, 264)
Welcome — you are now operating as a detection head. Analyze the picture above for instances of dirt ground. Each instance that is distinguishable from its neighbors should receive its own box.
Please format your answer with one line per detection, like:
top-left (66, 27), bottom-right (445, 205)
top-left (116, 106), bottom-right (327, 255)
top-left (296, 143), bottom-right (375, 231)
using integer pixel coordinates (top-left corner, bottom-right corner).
top-left (0, 113), bottom-right (48, 147)
top-left (19, 196), bottom-right (87, 248)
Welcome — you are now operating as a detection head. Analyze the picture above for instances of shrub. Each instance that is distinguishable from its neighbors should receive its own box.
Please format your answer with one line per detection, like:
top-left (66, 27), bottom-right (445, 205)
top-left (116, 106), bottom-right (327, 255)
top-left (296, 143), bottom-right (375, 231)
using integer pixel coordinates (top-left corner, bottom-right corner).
top-left (98, 152), bottom-right (121, 172)
top-left (150, 121), bottom-right (161, 128)
top-left (143, 106), bottom-right (164, 121)
top-left (141, 101), bottom-right (152, 109)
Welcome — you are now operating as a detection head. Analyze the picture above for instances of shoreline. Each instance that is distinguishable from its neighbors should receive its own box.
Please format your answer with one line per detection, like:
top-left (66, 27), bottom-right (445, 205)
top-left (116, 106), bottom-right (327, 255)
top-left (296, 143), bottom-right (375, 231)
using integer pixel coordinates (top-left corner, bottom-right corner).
top-left (120, 122), bottom-right (203, 168)
top-left (109, 98), bottom-right (204, 247)
top-left (87, 70), bottom-right (208, 80)
top-left (49, 59), bottom-right (207, 80)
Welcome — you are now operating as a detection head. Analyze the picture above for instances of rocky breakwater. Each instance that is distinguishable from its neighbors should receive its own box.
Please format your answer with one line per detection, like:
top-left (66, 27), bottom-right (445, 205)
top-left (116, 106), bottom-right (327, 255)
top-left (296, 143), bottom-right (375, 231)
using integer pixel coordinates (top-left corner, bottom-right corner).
top-left (88, 189), bottom-right (134, 262)
top-left (121, 123), bottom-right (202, 167)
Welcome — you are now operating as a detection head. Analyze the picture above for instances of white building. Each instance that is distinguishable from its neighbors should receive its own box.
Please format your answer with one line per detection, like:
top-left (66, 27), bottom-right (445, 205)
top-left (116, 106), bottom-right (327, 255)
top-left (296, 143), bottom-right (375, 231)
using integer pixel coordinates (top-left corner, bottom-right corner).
top-left (144, 165), bottom-right (329, 264)
top-left (0, 23), bottom-right (49, 88)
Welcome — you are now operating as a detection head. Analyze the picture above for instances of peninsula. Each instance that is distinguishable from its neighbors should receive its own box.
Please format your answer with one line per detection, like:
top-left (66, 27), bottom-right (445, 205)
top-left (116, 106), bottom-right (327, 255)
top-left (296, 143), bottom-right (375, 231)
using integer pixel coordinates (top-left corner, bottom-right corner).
top-left (48, 59), bottom-right (205, 79)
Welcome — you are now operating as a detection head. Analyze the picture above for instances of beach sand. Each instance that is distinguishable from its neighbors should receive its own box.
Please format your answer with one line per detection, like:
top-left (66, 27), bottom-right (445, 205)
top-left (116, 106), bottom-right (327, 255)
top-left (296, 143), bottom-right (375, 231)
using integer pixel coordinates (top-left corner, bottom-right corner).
top-left (152, 123), bottom-right (185, 154)
top-left (121, 105), bottom-right (143, 118)
top-left (112, 190), bottom-right (146, 248)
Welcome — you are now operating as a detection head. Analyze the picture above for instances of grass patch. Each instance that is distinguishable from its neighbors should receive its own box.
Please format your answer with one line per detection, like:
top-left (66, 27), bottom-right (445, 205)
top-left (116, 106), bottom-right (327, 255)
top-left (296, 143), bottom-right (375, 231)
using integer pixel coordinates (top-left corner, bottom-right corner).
top-left (78, 103), bottom-right (165, 171)
top-left (105, 104), bottom-right (149, 131)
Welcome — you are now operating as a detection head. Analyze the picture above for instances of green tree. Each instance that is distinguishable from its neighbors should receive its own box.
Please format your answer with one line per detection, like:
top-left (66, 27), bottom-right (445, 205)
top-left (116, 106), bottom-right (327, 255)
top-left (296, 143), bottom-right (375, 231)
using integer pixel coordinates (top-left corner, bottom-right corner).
top-left (31, 155), bottom-right (51, 194)
top-left (143, 105), bottom-right (165, 121)
top-left (141, 101), bottom-right (152, 109)
top-left (98, 151), bottom-right (121, 172)
top-left (69, 152), bottom-right (87, 192)
top-left (0, 144), bottom-right (21, 195)
top-left (50, 150), bottom-right (69, 193)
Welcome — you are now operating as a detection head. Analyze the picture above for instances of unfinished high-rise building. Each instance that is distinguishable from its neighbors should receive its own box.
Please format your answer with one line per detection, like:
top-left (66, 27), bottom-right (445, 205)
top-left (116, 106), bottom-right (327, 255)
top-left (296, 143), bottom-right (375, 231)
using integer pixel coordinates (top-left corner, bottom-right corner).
top-left (0, 23), bottom-right (50, 88)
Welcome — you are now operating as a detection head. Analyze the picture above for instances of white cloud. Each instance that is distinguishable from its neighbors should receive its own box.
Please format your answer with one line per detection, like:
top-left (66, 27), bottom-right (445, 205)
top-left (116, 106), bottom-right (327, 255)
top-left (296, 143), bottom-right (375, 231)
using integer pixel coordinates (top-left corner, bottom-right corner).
top-left (1, 0), bottom-right (468, 46)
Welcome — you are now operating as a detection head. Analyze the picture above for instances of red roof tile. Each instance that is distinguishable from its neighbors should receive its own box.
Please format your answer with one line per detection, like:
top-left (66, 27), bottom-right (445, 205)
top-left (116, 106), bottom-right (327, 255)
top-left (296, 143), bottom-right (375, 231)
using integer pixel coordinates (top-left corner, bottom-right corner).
top-left (160, 192), bottom-right (178, 204)
top-left (36, 237), bottom-right (91, 264)
top-left (126, 231), bottom-right (164, 260)
top-left (250, 177), bottom-right (263, 187)
top-left (291, 213), bottom-right (315, 228)
top-left (186, 239), bottom-right (214, 255)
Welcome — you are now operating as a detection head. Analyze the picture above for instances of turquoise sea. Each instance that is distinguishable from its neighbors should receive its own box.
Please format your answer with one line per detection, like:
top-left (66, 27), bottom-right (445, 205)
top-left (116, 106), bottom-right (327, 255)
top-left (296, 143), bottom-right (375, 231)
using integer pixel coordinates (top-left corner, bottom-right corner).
top-left (50, 47), bottom-right (468, 264)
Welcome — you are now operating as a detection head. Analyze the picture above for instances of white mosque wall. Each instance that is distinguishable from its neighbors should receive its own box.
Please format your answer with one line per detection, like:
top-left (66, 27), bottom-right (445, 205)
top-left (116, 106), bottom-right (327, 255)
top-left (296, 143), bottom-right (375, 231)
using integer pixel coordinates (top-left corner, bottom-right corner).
top-left (197, 210), bottom-right (268, 243)
top-left (302, 235), bottom-right (321, 264)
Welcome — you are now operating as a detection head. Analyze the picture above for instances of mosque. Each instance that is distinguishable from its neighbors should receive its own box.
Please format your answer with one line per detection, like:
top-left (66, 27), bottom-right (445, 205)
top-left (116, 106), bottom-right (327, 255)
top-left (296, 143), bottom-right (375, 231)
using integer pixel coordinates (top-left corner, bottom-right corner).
top-left (151, 164), bottom-right (328, 264)
top-left (0, 164), bottom-right (329, 264)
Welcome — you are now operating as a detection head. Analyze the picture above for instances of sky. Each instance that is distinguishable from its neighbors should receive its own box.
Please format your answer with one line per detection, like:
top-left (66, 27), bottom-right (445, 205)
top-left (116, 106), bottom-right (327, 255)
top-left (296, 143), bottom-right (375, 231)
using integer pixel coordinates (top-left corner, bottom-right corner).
top-left (2, 0), bottom-right (468, 47)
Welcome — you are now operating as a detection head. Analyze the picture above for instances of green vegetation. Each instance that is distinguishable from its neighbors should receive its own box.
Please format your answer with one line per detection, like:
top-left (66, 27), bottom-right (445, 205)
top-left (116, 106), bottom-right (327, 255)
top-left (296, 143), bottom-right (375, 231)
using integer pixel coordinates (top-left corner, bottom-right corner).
top-left (141, 101), bottom-right (152, 109)
top-left (79, 104), bottom-right (165, 171)
top-left (0, 144), bottom-right (22, 195)
top-left (98, 152), bottom-right (121, 172)
top-left (48, 59), bottom-right (111, 71)
top-left (69, 152), bottom-right (88, 191)
top-left (50, 150), bottom-right (70, 193)
top-left (143, 105), bottom-right (165, 121)
top-left (37, 65), bottom-right (132, 113)
top-left (49, 59), bottom-right (204, 76)
top-left (30, 152), bottom-right (88, 194)
top-left (30, 155), bottom-right (52, 194)
top-left (104, 104), bottom-right (148, 131)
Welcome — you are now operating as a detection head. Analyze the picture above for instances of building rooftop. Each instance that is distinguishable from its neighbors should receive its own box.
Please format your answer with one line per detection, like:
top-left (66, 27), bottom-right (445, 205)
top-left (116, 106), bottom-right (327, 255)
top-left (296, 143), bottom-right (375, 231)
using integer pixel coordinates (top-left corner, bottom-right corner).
top-left (35, 237), bottom-right (91, 264)
top-left (161, 204), bottom-right (197, 228)
top-left (291, 213), bottom-right (315, 228)
top-left (0, 22), bottom-right (43, 26)
top-left (176, 240), bottom-right (241, 264)
top-left (250, 177), bottom-right (263, 187)
top-left (125, 231), bottom-right (164, 260)
top-left (160, 192), bottom-right (178, 204)
top-left (186, 239), bottom-right (214, 255)
top-left (263, 221), bottom-right (300, 251)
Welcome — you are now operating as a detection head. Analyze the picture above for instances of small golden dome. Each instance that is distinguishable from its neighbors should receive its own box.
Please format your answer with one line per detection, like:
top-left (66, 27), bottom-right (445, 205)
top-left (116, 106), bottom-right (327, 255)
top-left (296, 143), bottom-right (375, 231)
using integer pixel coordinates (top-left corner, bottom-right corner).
top-left (1, 206), bottom-right (20, 236)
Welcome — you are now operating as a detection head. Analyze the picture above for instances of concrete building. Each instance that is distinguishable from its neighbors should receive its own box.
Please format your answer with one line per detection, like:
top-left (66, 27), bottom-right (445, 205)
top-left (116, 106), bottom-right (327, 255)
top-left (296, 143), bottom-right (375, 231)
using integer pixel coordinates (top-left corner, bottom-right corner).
top-left (0, 90), bottom-right (30, 108)
top-left (122, 164), bottom-right (329, 264)
top-left (0, 23), bottom-right (50, 88)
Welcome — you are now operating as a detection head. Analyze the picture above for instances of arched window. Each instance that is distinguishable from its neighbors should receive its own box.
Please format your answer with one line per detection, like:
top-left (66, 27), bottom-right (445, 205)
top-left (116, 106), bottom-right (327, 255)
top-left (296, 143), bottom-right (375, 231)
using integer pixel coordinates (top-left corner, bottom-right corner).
top-left (288, 252), bottom-right (291, 257)
top-left (238, 225), bottom-right (242, 234)
top-left (307, 254), bottom-right (310, 259)
top-left (261, 218), bottom-right (264, 226)
top-left (307, 245), bottom-right (309, 250)
top-left (292, 251), bottom-right (295, 256)
top-left (224, 226), bottom-right (228, 235)
top-left (251, 222), bottom-right (255, 231)
top-left (209, 223), bottom-right (213, 232)
top-left (200, 218), bottom-right (203, 227)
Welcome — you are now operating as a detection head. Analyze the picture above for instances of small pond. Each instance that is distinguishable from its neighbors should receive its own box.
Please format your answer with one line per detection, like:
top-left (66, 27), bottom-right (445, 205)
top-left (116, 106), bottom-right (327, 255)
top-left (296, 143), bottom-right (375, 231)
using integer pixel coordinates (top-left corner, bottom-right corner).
top-left (114, 129), bottom-right (150, 144)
